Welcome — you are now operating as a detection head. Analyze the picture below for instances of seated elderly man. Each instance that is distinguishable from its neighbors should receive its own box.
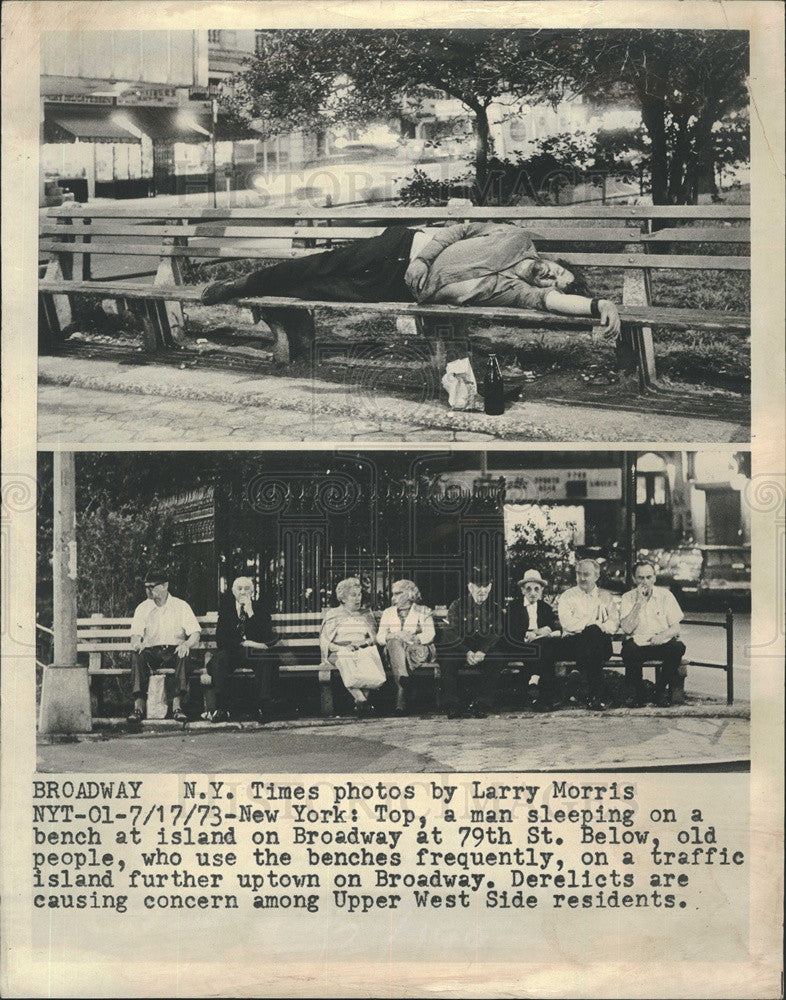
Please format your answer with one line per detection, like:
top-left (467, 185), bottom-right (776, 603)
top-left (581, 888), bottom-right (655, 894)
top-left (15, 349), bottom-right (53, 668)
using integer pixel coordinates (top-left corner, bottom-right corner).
top-left (619, 561), bottom-right (686, 707)
top-left (437, 564), bottom-right (506, 719)
top-left (200, 222), bottom-right (620, 336)
top-left (206, 576), bottom-right (279, 723)
top-left (505, 569), bottom-right (560, 711)
top-left (555, 559), bottom-right (619, 711)
top-left (377, 579), bottom-right (436, 715)
top-left (127, 567), bottom-right (201, 728)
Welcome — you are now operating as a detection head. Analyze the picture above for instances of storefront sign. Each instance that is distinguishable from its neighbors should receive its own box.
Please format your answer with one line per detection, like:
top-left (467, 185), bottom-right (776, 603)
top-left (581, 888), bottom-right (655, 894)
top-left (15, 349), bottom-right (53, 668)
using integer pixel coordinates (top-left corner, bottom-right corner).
top-left (440, 468), bottom-right (622, 502)
top-left (503, 468), bottom-right (622, 501)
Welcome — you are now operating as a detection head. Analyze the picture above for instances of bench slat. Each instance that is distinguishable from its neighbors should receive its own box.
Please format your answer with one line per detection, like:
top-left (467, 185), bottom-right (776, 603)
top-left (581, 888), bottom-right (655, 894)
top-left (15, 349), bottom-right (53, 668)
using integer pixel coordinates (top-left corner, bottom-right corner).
top-left (39, 240), bottom-right (750, 270)
top-left (48, 204), bottom-right (751, 221)
top-left (40, 281), bottom-right (751, 332)
top-left (643, 227), bottom-right (750, 243)
top-left (41, 223), bottom-right (648, 244)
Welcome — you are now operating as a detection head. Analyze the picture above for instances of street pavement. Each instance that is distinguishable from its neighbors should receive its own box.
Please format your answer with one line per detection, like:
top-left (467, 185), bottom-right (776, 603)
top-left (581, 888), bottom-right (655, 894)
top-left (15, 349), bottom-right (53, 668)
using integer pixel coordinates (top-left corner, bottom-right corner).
top-left (38, 357), bottom-right (748, 444)
top-left (38, 703), bottom-right (749, 773)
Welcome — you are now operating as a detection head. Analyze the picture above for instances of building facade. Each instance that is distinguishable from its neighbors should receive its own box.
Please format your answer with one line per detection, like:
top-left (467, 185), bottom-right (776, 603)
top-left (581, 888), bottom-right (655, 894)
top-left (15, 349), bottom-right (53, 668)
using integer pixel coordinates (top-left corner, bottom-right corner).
top-left (149, 451), bottom-right (750, 617)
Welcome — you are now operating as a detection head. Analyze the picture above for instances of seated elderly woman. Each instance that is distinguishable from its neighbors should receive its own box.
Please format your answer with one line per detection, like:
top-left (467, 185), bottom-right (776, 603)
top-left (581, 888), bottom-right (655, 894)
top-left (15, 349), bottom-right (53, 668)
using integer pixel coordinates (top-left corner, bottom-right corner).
top-left (376, 579), bottom-right (436, 715)
top-left (319, 577), bottom-right (385, 716)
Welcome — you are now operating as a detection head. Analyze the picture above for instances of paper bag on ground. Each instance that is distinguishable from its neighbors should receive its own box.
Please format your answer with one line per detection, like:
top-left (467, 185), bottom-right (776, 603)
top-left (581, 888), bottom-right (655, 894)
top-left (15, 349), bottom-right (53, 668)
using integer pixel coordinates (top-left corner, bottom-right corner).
top-left (441, 357), bottom-right (477, 410)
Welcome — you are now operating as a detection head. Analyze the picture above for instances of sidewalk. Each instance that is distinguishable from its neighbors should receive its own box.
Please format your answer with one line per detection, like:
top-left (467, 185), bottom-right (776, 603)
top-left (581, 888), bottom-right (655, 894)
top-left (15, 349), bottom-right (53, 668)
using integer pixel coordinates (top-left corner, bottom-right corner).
top-left (38, 357), bottom-right (748, 444)
top-left (37, 703), bottom-right (750, 773)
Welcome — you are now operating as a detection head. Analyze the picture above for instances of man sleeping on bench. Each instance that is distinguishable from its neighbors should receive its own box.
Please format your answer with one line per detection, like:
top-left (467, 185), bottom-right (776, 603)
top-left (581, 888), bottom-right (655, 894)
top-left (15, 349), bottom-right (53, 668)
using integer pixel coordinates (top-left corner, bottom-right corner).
top-left (200, 222), bottom-right (621, 337)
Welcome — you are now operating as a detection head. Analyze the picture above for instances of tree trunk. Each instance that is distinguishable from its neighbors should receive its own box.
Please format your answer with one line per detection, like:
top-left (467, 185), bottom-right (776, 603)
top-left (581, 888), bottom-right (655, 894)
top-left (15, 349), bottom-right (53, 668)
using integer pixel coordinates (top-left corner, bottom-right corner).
top-left (472, 105), bottom-right (492, 203)
top-left (668, 115), bottom-right (693, 204)
top-left (640, 98), bottom-right (668, 205)
top-left (691, 110), bottom-right (719, 202)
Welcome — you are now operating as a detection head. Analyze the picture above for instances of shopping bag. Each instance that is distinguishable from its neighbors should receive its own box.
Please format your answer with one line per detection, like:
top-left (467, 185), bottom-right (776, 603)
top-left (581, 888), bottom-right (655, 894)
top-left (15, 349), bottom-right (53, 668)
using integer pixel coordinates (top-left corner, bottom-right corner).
top-left (335, 645), bottom-right (387, 690)
top-left (146, 672), bottom-right (169, 720)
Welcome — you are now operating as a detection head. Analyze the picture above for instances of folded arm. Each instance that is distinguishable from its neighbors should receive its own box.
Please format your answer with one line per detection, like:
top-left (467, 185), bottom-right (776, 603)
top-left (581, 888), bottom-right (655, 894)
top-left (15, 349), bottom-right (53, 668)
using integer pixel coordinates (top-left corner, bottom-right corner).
top-left (405, 223), bottom-right (497, 295)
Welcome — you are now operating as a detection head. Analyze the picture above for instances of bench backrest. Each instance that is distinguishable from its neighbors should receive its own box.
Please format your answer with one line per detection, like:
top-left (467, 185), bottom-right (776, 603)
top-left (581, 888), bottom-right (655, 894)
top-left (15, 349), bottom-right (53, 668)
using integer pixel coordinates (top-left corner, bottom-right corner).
top-left (41, 204), bottom-right (750, 278)
top-left (76, 608), bottom-right (451, 654)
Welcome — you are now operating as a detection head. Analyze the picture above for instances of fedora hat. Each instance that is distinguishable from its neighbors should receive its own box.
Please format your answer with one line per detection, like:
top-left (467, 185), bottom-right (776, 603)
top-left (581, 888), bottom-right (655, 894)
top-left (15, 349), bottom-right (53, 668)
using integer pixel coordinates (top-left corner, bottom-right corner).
top-left (517, 569), bottom-right (547, 587)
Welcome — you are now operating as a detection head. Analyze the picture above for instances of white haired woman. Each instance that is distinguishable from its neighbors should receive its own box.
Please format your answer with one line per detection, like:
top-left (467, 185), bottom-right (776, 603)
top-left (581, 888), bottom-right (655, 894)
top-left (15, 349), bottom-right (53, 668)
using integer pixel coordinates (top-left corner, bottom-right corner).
top-left (319, 577), bottom-right (384, 716)
top-left (377, 579), bottom-right (436, 715)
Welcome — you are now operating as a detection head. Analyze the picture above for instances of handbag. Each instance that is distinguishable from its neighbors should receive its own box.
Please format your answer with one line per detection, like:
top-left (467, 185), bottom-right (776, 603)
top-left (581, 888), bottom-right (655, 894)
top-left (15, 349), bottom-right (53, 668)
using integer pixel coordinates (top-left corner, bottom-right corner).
top-left (335, 645), bottom-right (387, 691)
top-left (146, 672), bottom-right (169, 720)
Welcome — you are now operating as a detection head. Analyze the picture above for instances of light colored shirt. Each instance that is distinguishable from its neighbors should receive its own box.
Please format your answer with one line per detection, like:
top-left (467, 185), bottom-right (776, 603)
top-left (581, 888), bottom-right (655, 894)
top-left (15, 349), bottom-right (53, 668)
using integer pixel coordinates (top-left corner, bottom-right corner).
top-left (558, 586), bottom-right (619, 635)
top-left (409, 229), bottom-right (431, 261)
top-left (377, 604), bottom-right (436, 646)
top-left (619, 586), bottom-right (683, 645)
top-left (525, 602), bottom-right (539, 632)
top-left (131, 595), bottom-right (200, 647)
top-left (408, 222), bottom-right (550, 310)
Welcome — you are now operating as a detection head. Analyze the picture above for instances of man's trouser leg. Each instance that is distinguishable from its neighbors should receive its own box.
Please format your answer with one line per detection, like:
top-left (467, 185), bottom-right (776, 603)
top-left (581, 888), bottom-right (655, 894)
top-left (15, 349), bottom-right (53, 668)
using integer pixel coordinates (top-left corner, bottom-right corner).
top-left (172, 651), bottom-right (192, 704)
top-left (131, 646), bottom-right (176, 704)
top-left (528, 638), bottom-right (557, 705)
top-left (574, 626), bottom-right (612, 699)
top-left (235, 226), bottom-right (414, 301)
top-left (652, 639), bottom-right (687, 697)
top-left (251, 650), bottom-right (280, 711)
top-left (438, 652), bottom-right (463, 714)
top-left (208, 648), bottom-right (237, 712)
top-left (131, 648), bottom-right (153, 702)
top-left (474, 652), bottom-right (504, 711)
top-left (622, 640), bottom-right (646, 700)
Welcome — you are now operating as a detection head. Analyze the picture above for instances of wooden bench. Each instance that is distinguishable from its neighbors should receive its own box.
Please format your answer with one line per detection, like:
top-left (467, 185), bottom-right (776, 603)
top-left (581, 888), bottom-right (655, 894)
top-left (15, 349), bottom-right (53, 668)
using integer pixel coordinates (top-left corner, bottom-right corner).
top-left (78, 611), bottom-right (335, 716)
top-left (77, 609), bottom-right (452, 717)
top-left (39, 203), bottom-right (750, 392)
top-left (75, 605), bottom-right (735, 717)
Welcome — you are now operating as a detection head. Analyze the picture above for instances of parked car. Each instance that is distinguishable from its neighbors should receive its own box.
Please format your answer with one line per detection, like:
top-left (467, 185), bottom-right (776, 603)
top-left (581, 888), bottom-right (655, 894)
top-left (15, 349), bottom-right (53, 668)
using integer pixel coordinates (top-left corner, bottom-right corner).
top-left (638, 545), bottom-right (750, 607)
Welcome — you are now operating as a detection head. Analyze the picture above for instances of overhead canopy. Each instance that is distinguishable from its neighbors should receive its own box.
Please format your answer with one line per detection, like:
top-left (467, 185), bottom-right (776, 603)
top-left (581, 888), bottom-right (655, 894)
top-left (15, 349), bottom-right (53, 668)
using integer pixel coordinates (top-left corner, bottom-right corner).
top-left (43, 102), bottom-right (260, 145)
top-left (122, 105), bottom-right (259, 143)
top-left (43, 105), bottom-right (141, 144)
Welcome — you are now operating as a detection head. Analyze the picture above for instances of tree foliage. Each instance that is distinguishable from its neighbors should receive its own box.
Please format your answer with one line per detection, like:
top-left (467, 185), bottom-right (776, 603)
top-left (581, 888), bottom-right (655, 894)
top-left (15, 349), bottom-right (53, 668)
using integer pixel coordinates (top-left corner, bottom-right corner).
top-left (226, 29), bottom-right (570, 193)
top-left (556, 29), bottom-right (749, 203)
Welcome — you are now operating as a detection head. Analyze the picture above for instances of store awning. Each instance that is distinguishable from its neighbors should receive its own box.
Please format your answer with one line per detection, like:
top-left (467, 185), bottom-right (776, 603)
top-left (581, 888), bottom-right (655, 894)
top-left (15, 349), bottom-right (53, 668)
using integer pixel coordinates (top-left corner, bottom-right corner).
top-left (43, 106), bottom-right (141, 144)
top-left (124, 105), bottom-right (259, 144)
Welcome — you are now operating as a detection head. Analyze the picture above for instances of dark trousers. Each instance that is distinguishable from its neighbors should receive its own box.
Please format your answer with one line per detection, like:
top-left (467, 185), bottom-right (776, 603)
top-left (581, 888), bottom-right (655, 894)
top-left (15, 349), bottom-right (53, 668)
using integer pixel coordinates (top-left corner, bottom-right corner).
top-left (236, 226), bottom-right (416, 303)
top-left (553, 626), bottom-right (613, 697)
top-left (622, 638), bottom-right (686, 695)
top-left (131, 645), bottom-right (191, 698)
top-left (208, 646), bottom-right (280, 712)
top-left (440, 638), bottom-right (504, 712)
top-left (511, 637), bottom-right (557, 703)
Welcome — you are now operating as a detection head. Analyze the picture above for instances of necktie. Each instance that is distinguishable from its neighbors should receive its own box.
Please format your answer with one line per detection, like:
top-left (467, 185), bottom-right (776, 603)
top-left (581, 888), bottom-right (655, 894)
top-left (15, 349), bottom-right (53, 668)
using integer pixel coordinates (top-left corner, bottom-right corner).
top-left (238, 604), bottom-right (248, 640)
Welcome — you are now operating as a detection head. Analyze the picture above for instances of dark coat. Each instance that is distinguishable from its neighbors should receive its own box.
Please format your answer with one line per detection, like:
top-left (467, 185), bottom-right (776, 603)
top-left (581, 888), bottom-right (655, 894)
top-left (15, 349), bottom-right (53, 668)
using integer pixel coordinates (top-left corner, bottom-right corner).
top-left (439, 593), bottom-right (506, 655)
top-left (215, 592), bottom-right (277, 651)
top-left (506, 597), bottom-right (559, 645)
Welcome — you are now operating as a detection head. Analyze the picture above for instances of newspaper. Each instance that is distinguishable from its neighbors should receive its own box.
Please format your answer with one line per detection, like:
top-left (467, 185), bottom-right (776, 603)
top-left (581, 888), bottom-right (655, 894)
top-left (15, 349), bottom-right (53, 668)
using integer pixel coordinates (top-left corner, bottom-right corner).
top-left (2, 2), bottom-right (784, 997)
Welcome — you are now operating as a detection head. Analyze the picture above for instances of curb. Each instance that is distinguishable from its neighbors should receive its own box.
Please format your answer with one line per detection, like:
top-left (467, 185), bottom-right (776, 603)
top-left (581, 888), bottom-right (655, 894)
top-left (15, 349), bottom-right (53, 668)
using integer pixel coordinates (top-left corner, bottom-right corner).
top-left (38, 702), bottom-right (750, 744)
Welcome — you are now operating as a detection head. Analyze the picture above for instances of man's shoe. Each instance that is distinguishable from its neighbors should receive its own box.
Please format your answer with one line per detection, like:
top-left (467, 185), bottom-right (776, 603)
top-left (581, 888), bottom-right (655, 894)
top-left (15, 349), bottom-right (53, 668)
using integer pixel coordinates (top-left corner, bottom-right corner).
top-left (126, 708), bottom-right (144, 728)
top-left (587, 696), bottom-right (607, 711)
top-left (468, 701), bottom-right (488, 719)
top-left (446, 707), bottom-right (470, 720)
top-left (200, 279), bottom-right (241, 305)
top-left (209, 709), bottom-right (229, 724)
top-left (172, 708), bottom-right (188, 724)
top-left (654, 691), bottom-right (672, 708)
